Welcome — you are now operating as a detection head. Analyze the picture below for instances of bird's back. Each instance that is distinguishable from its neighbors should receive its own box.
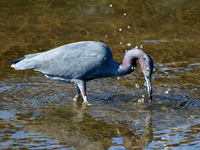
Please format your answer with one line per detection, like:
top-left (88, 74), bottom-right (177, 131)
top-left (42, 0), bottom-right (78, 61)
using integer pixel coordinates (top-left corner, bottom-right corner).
top-left (11, 41), bottom-right (114, 82)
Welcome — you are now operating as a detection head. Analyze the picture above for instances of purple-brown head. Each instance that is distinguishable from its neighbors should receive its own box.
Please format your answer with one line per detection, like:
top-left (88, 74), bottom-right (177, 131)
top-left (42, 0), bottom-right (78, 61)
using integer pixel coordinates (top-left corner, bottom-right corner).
top-left (124, 49), bottom-right (154, 100)
top-left (138, 51), bottom-right (153, 100)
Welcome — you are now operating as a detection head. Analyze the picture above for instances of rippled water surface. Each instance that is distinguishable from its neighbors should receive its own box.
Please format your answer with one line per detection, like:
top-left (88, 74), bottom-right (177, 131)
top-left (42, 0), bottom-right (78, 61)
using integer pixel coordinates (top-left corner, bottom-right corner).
top-left (0, 0), bottom-right (199, 149)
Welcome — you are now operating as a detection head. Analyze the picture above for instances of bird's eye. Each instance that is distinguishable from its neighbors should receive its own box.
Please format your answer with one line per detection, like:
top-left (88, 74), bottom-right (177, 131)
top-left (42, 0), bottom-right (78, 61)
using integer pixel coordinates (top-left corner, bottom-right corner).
top-left (143, 58), bottom-right (146, 60)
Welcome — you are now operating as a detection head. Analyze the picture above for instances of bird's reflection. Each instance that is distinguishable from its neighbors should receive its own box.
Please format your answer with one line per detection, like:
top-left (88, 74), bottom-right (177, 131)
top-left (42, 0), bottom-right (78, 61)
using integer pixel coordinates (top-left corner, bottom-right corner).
top-left (18, 99), bottom-right (153, 149)
top-left (115, 111), bottom-right (153, 149)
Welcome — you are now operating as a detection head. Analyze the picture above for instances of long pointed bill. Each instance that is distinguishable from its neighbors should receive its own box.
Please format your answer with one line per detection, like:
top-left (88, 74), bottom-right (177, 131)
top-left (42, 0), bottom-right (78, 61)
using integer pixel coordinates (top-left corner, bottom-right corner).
top-left (145, 76), bottom-right (152, 100)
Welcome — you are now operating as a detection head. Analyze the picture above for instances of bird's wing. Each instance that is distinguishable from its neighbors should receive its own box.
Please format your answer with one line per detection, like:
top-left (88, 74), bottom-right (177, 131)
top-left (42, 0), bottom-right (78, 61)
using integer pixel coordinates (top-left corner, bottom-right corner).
top-left (12, 41), bottom-right (113, 80)
top-left (36, 42), bottom-right (112, 79)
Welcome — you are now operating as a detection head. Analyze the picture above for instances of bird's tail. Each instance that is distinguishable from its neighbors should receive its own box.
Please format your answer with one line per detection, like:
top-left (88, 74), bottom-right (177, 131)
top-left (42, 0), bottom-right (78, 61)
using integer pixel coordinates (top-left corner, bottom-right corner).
top-left (10, 57), bottom-right (24, 65)
top-left (10, 57), bottom-right (25, 68)
top-left (10, 57), bottom-right (35, 70)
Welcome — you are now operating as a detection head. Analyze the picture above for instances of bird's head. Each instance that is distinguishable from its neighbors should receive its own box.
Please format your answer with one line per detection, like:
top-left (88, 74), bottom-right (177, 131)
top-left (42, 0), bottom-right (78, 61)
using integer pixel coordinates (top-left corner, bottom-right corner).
top-left (124, 48), bottom-right (154, 100)
top-left (138, 51), bottom-right (154, 100)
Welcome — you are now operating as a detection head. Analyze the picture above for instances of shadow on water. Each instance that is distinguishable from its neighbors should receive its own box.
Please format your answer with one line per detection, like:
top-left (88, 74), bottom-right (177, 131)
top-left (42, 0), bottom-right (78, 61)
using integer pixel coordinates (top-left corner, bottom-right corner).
top-left (0, 0), bottom-right (200, 149)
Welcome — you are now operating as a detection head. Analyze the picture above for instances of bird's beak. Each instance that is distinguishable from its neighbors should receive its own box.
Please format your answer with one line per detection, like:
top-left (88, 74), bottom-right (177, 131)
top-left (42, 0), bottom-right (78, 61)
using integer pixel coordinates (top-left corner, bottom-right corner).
top-left (145, 75), bottom-right (152, 100)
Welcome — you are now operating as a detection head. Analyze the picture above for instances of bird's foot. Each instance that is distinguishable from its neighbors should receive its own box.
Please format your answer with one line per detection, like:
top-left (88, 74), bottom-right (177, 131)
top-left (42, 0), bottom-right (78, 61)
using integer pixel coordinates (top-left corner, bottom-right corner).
top-left (83, 96), bottom-right (93, 106)
top-left (83, 101), bottom-right (93, 106)
top-left (73, 95), bottom-right (79, 102)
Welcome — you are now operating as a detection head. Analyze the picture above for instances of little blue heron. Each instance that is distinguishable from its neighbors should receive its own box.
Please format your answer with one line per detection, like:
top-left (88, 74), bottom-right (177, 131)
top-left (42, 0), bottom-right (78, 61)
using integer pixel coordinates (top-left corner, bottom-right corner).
top-left (11, 41), bottom-right (153, 105)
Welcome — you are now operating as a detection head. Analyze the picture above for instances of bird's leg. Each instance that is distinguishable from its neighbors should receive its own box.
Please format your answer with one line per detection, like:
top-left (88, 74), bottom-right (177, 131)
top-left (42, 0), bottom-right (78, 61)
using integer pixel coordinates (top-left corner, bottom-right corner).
top-left (76, 80), bottom-right (92, 105)
top-left (73, 85), bottom-right (81, 102)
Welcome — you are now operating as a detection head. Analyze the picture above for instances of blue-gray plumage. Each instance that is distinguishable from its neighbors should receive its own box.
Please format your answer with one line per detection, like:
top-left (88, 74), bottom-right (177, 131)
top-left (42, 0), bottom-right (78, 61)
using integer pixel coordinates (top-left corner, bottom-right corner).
top-left (11, 41), bottom-right (154, 105)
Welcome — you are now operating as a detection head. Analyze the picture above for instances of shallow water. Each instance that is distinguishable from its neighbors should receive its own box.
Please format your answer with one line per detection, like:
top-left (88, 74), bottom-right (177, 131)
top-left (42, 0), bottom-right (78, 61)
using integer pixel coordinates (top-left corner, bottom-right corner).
top-left (0, 0), bottom-right (200, 149)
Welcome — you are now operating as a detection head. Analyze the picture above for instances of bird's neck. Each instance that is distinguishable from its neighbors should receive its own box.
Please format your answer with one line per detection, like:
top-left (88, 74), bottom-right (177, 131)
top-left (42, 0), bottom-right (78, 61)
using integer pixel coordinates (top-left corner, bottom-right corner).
top-left (117, 50), bottom-right (144, 76)
top-left (117, 58), bottom-right (137, 76)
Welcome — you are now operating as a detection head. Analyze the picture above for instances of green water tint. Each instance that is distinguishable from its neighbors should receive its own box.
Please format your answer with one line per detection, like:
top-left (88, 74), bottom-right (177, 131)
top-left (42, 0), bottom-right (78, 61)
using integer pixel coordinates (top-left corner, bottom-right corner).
top-left (0, 0), bottom-right (199, 149)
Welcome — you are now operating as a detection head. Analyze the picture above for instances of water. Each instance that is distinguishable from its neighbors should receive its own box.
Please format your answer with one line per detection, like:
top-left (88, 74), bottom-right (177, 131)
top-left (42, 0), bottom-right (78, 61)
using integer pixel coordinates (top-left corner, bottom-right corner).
top-left (0, 0), bottom-right (200, 149)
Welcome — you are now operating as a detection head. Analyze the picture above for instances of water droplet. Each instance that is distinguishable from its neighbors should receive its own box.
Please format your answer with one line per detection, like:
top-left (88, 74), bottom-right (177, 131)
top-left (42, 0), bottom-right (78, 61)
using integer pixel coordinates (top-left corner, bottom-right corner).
top-left (119, 28), bottom-right (122, 31)
top-left (124, 13), bottom-right (126, 16)
top-left (117, 77), bottom-right (120, 80)
top-left (142, 94), bottom-right (145, 97)
top-left (127, 26), bottom-right (130, 29)
top-left (135, 46), bottom-right (138, 49)
top-left (138, 98), bottom-right (144, 103)
top-left (165, 91), bottom-right (169, 94)
top-left (109, 4), bottom-right (113, 8)
top-left (131, 66), bottom-right (134, 70)
top-left (127, 43), bottom-right (131, 46)
top-left (105, 35), bottom-right (107, 38)
top-left (135, 84), bottom-right (140, 88)
top-left (140, 45), bottom-right (143, 49)
top-left (119, 42), bottom-right (123, 45)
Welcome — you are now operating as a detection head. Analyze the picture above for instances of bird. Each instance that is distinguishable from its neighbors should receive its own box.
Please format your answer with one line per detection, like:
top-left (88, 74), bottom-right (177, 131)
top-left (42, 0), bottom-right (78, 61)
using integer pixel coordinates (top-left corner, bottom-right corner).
top-left (10, 41), bottom-right (154, 105)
